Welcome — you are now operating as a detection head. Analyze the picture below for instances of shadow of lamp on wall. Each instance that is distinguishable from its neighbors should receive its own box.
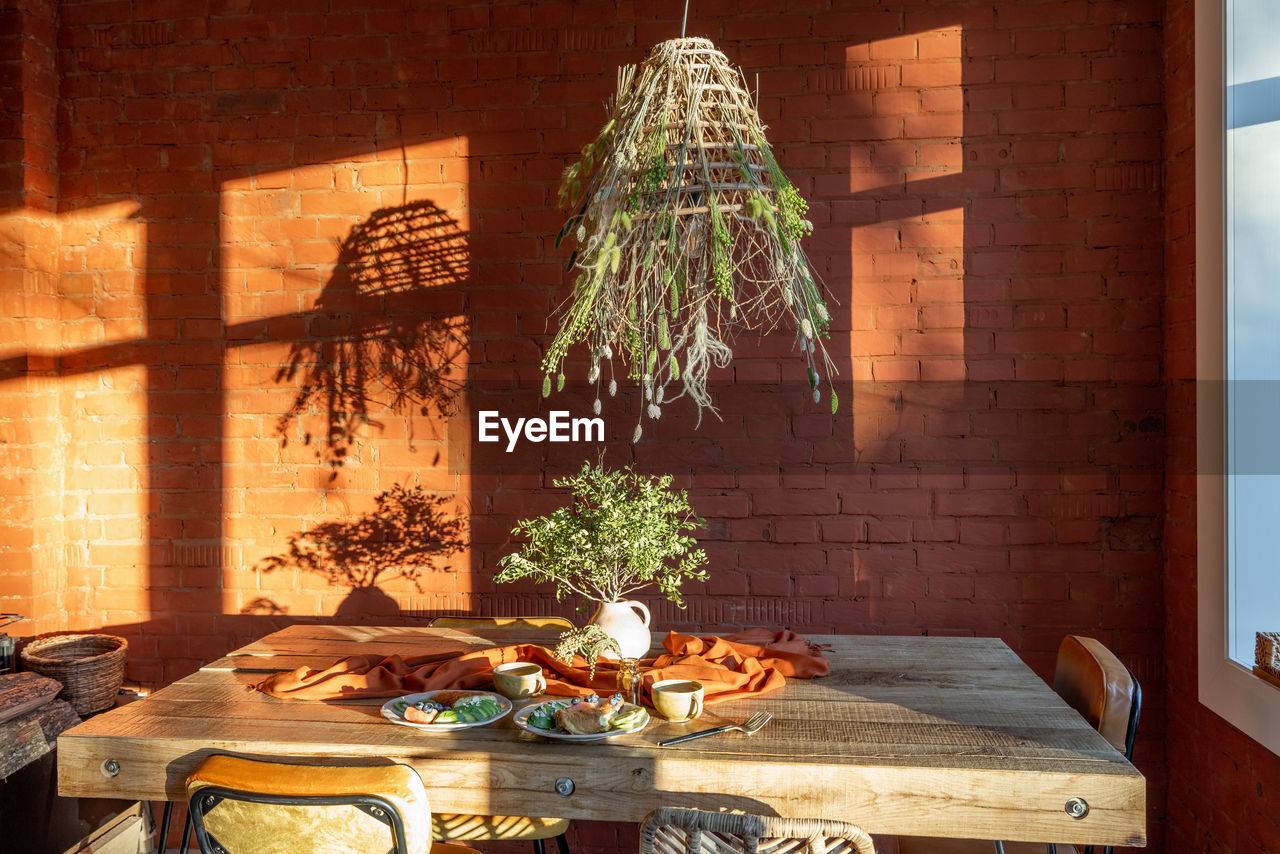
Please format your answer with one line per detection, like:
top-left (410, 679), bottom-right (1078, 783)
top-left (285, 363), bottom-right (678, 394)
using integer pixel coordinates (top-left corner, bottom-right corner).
top-left (274, 199), bottom-right (472, 471)
top-left (245, 484), bottom-right (467, 618)
top-left (245, 199), bottom-right (473, 617)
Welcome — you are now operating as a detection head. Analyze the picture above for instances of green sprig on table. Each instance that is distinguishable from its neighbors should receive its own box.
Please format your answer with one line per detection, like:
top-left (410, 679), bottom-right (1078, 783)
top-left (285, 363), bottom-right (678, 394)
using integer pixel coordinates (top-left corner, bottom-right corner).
top-left (553, 625), bottom-right (621, 679)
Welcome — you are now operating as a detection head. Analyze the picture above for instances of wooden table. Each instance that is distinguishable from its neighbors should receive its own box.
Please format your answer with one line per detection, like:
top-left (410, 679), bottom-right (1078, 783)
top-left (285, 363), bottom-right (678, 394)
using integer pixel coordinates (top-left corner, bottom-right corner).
top-left (57, 625), bottom-right (1146, 846)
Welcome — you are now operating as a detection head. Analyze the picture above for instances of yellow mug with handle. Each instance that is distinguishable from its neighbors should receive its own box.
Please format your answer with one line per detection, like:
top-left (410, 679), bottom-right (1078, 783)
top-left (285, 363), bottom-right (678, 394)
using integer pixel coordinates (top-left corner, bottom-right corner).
top-left (651, 678), bottom-right (704, 722)
top-left (492, 662), bottom-right (547, 701)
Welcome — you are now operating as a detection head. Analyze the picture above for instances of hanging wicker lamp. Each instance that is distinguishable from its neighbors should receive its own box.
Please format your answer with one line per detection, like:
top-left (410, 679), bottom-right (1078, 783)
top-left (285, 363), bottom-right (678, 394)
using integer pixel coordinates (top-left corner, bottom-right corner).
top-left (543, 37), bottom-right (837, 439)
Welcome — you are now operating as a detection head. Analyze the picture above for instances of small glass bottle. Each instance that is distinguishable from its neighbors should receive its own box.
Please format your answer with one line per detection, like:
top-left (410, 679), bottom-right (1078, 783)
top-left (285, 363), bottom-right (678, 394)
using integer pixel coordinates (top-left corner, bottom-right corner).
top-left (616, 657), bottom-right (641, 705)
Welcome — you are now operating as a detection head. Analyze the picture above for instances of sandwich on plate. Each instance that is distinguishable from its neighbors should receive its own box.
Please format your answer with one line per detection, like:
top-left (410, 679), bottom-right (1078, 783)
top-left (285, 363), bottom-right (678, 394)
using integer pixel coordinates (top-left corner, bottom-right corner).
top-left (554, 695), bottom-right (624, 735)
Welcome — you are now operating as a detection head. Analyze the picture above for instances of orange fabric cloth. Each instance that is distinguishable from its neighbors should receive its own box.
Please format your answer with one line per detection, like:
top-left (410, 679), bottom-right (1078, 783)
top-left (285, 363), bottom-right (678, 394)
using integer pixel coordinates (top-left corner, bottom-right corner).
top-left (254, 630), bottom-right (829, 704)
top-left (642, 629), bottom-right (830, 704)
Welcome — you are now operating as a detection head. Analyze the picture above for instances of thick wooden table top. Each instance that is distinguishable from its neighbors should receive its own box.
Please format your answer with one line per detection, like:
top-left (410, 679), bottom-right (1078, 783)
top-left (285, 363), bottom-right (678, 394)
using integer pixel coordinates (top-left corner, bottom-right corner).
top-left (57, 625), bottom-right (1145, 845)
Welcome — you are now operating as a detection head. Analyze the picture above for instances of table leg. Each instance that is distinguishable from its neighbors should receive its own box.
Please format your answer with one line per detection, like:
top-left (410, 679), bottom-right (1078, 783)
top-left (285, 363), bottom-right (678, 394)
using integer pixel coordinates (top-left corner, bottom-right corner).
top-left (156, 801), bottom-right (173, 851)
top-left (179, 807), bottom-right (193, 851)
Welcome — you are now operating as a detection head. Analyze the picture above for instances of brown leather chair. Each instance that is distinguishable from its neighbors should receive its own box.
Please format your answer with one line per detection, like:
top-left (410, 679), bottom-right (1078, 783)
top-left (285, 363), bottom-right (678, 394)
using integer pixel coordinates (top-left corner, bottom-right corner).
top-left (184, 754), bottom-right (480, 854)
top-left (1052, 635), bottom-right (1141, 760)
top-left (893, 635), bottom-right (1141, 854)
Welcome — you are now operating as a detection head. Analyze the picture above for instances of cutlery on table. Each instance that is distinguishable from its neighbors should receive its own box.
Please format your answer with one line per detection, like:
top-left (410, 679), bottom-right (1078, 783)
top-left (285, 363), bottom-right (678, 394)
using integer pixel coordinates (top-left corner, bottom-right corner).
top-left (657, 711), bottom-right (772, 746)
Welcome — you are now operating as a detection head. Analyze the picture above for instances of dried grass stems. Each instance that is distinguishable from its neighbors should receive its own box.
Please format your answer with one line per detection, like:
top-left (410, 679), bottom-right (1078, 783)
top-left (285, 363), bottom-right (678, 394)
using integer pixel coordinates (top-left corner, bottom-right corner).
top-left (545, 37), bottom-right (837, 439)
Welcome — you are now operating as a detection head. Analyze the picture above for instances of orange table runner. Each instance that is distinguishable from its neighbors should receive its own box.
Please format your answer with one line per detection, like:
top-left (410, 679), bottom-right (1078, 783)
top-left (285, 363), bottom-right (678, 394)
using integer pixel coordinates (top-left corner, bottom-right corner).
top-left (255, 629), bottom-right (829, 705)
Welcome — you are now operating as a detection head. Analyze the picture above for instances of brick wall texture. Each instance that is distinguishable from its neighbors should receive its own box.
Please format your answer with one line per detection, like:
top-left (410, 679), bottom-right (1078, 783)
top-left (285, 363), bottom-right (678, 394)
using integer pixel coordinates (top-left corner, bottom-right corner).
top-left (0, 0), bottom-right (1268, 851)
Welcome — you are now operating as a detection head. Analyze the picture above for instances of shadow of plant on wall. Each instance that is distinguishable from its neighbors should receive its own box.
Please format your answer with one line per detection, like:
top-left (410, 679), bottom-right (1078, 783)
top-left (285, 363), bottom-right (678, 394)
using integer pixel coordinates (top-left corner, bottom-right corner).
top-left (245, 484), bottom-right (468, 618)
top-left (276, 199), bottom-right (472, 470)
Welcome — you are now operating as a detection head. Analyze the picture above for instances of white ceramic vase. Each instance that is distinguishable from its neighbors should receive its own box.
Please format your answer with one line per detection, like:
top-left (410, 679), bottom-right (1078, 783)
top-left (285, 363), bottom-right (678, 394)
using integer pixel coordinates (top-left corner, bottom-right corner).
top-left (589, 600), bottom-right (652, 659)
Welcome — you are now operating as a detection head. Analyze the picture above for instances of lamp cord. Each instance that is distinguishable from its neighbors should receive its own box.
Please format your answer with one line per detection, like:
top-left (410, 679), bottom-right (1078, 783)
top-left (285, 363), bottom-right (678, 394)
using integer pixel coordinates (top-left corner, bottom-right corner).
top-left (681, 0), bottom-right (689, 37)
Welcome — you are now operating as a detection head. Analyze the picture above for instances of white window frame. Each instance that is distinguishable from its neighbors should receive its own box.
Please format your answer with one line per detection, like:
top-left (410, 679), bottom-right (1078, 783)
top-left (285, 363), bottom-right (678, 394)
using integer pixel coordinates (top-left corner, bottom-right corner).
top-left (1196, 0), bottom-right (1280, 757)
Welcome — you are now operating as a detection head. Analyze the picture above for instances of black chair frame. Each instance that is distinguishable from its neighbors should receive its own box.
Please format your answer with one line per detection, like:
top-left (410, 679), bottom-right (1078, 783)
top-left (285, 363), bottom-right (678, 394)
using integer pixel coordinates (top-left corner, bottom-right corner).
top-left (186, 785), bottom-right (410, 854)
top-left (158, 794), bottom-right (570, 854)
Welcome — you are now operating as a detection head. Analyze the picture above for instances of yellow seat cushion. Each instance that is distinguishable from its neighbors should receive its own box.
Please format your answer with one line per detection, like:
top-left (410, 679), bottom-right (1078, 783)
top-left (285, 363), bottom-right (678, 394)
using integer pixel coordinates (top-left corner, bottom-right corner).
top-left (423, 618), bottom-right (575, 847)
top-left (433, 812), bottom-right (571, 841)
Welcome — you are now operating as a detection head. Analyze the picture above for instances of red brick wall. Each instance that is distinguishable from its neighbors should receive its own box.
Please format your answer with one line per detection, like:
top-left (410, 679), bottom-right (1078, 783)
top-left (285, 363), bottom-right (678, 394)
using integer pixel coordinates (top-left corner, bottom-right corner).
top-left (1162, 1), bottom-right (1280, 852)
top-left (1, 0), bottom-right (62, 638)
top-left (1, 0), bottom-right (1172, 849)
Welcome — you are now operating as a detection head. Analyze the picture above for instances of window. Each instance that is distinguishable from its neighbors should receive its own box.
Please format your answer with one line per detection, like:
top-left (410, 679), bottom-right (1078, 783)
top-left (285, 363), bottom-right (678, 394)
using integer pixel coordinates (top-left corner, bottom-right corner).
top-left (1224, 0), bottom-right (1280, 668)
top-left (1197, 0), bottom-right (1280, 756)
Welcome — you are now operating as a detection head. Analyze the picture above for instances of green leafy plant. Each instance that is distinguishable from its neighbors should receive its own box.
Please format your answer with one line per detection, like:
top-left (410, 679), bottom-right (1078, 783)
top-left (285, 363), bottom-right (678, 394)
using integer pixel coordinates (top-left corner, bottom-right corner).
top-left (495, 459), bottom-right (708, 606)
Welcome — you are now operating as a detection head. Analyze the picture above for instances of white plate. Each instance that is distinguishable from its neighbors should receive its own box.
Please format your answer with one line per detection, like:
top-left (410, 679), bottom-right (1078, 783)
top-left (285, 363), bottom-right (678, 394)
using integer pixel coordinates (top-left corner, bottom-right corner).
top-left (513, 699), bottom-right (650, 742)
top-left (381, 690), bottom-right (512, 731)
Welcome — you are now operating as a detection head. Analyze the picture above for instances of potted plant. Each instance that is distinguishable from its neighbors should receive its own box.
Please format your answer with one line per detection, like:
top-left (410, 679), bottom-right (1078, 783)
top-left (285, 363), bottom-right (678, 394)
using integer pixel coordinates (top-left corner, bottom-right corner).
top-left (495, 459), bottom-right (708, 658)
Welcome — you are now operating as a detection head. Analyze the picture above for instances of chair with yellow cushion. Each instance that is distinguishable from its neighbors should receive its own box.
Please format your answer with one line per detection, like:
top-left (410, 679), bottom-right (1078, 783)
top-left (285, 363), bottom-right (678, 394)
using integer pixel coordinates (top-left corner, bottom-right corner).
top-left (429, 615), bottom-right (574, 630)
top-left (185, 754), bottom-right (480, 854)
top-left (427, 615), bottom-right (573, 854)
top-left (430, 813), bottom-right (572, 853)
top-left (893, 635), bottom-right (1142, 854)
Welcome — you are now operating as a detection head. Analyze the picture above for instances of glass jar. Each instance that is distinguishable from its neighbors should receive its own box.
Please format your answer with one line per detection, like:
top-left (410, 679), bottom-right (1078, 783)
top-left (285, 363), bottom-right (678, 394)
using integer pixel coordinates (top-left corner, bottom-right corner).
top-left (616, 657), bottom-right (641, 704)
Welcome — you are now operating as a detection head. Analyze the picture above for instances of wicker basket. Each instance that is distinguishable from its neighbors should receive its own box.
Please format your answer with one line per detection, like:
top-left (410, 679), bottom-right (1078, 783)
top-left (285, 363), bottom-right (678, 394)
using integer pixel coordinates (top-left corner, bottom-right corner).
top-left (1257, 632), bottom-right (1280, 675)
top-left (21, 634), bottom-right (127, 715)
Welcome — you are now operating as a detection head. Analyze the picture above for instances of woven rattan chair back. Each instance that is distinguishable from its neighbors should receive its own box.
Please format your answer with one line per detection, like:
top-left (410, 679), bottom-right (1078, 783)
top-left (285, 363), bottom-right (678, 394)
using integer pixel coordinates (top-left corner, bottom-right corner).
top-left (639, 808), bottom-right (875, 854)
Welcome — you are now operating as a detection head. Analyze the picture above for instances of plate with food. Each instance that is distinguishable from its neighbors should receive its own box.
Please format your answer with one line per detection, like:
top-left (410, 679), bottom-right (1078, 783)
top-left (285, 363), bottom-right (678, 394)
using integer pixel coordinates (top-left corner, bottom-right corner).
top-left (513, 693), bottom-right (650, 742)
top-left (381, 690), bottom-right (512, 731)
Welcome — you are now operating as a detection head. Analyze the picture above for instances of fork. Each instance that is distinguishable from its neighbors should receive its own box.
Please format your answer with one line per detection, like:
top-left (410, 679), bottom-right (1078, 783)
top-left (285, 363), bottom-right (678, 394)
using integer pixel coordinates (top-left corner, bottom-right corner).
top-left (657, 711), bottom-right (773, 746)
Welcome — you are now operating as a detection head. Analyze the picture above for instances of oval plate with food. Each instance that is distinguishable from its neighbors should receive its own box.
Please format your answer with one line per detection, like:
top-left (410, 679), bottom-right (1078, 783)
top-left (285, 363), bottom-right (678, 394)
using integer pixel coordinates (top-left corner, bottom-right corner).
top-left (381, 690), bottom-right (512, 731)
top-left (513, 697), bottom-right (650, 742)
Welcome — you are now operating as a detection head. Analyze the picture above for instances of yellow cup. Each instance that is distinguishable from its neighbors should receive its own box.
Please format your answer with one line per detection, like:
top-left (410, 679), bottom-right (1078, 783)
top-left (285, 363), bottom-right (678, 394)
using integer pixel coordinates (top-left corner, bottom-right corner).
top-left (651, 679), bottom-right (704, 722)
top-left (492, 662), bottom-right (546, 701)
